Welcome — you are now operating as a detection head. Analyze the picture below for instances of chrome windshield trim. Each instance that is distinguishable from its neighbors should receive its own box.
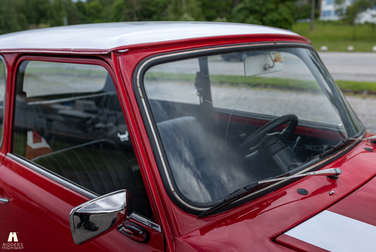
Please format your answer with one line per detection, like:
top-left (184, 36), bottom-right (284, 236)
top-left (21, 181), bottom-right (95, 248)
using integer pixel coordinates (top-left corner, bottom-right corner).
top-left (130, 212), bottom-right (161, 233)
top-left (135, 42), bottom-right (360, 213)
top-left (136, 42), bottom-right (309, 212)
top-left (7, 153), bottom-right (99, 199)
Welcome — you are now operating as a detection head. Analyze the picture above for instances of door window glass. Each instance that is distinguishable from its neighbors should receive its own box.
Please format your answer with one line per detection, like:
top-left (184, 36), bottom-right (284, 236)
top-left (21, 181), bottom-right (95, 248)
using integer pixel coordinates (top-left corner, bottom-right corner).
top-left (12, 60), bottom-right (154, 220)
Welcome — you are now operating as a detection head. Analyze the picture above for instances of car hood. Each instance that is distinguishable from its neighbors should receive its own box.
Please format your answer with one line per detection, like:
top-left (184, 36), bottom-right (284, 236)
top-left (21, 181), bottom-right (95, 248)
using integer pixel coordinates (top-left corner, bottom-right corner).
top-left (174, 140), bottom-right (376, 251)
top-left (276, 174), bottom-right (376, 251)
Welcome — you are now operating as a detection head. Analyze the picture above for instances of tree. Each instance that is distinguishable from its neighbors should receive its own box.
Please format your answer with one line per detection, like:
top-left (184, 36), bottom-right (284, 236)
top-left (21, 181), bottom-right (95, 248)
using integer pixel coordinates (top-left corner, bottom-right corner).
top-left (0, 0), bottom-right (28, 34)
top-left (232, 0), bottom-right (295, 30)
top-left (26, 0), bottom-right (52, 26)
top-left (50, 0), bottom-right (65, 26)
top-left (335, 0), bottom-right (374, 40)
top-left (88, 0), bottom-right (116, 7)
top-left (107, 0), bottom-right (154, 22)
top-left (85, 0), bottom-right (105, 23)
top-left (200, 0), bottom-right (233, 21)
top-left (295, 0), bottom-right (319, 20)
top-left (167, 0), bottom-right (205, 21)
top-left (136, 0), bottom-right (169, 21)
top-left (76, 0), bottom-right (86, 16)
top-left (48, 0), bottom-right (83, 26)
top-left (310, 0), bottom-right (315, 30)
top-left (64, 0), bottom-right (83, 25)
top-left (109, 0), bottom-right (128, 22)
top-left (335, 0), bottom-right (372, 23)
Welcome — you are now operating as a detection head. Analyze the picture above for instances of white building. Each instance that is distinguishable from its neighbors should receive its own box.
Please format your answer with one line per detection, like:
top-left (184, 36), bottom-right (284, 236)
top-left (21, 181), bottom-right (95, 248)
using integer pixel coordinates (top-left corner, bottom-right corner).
top-left (320, 0), bottom-right (376, 23)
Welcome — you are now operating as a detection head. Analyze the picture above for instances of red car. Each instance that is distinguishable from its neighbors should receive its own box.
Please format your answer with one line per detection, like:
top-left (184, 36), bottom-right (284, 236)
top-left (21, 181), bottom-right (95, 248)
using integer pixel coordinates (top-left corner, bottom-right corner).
top-left (0, 22), bottom-right (375, 251)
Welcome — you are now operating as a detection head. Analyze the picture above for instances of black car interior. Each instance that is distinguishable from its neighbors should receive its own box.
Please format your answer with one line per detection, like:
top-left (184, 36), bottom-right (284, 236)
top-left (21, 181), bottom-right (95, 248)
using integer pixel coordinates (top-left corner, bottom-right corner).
top-left (13, 68), bottom-right (154, 220)
top-left (143, 74), bottom-right (347, 206)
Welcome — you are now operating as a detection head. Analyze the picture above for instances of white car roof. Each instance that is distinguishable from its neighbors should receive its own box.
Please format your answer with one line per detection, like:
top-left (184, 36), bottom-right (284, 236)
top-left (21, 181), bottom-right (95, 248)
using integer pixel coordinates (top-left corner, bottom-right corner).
top-left (0, 22), bottom-right (298, 51)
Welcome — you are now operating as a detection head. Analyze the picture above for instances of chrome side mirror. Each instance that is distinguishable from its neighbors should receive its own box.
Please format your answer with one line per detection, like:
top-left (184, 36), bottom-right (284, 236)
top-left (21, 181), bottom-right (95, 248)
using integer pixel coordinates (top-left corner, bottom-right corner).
top-left (69, 189), bottom-right (131, 245)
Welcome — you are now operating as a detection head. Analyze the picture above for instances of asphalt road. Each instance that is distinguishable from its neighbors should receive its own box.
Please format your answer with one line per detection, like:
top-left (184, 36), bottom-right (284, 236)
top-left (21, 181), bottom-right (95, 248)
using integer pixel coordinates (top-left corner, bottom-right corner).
top-left (346, 95), bottom-right (376, 133)
top-left (318, 52), bottom-right (376, 133)
top-left (318, 52), bottom-right (376, 82)
top-left (149, 52), bottom-right (376, 133)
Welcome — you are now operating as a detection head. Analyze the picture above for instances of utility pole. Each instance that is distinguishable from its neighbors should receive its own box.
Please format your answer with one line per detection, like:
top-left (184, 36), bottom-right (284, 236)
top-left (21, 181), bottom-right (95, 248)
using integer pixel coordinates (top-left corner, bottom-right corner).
top-left (310, 0), bottom-right (315, 30)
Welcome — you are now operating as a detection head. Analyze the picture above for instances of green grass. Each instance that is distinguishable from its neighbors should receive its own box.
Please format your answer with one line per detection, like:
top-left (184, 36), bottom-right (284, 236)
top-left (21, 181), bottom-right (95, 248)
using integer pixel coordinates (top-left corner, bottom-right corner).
top-left (147, 22), bottom-right (376, 94)
top-left (26, 67), bottom-right (107, 77)
top-left (292, 21), bottom-right (376, 52)
top-left (146, 72), bottom-right (318, 89)
top-left (336, 80), bottom-right (376, 93)
top-left (146, 72), bottom-right (376, 94)
top-left (210, 74), bottom-right (318, 90)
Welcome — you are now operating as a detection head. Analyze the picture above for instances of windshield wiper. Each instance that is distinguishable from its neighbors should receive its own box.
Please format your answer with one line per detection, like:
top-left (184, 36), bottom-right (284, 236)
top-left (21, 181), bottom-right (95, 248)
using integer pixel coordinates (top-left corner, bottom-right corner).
top-left (199, 168), bottom-right (342, 218)
top-left (320, 135), bottom-right (376, 159)
top-left (320, 138), bottom-right (351, 158)
top-left (349, 135), bottom-right (376, 142)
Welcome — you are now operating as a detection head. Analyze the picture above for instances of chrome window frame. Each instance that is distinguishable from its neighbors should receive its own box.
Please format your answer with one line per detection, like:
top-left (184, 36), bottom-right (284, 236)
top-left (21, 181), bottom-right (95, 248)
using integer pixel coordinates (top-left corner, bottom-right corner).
top-left (8, 57), bottom-right (161, 233)
top-left (134, 42), bottom-right (364, 215)
top-left (0, 55), bottom-right (6, 149)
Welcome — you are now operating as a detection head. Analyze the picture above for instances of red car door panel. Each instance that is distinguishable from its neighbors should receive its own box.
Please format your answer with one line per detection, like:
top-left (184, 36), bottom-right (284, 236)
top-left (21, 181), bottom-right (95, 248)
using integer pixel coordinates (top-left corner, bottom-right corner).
top-left (0, 155), bottom-right (164, 251)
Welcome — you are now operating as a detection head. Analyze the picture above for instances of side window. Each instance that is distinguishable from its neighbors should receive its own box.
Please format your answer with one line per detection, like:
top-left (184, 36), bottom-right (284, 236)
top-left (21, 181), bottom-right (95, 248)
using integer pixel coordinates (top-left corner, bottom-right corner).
top-left (12, 60), bottom-right (154, 220)
top-left (0, 56), bottom-right (6, 146)
top-left (145, 59), bottom-right (201, 104)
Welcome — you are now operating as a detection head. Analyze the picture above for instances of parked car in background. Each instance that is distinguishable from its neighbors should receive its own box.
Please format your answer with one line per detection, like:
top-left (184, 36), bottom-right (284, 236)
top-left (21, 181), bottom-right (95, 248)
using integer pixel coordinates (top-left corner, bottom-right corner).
top-left (0, 22), bottom-right (375, 251)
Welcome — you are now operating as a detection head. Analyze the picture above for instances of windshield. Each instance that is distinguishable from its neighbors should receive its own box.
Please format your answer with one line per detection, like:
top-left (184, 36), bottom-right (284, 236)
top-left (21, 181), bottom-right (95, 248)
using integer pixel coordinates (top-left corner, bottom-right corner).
top-left (142, 46), bottom-right (362, 206)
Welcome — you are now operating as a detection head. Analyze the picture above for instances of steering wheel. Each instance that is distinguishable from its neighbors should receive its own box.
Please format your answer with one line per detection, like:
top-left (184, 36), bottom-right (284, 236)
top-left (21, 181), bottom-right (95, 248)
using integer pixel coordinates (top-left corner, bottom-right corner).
top-left (237, 114), bottom-right (298, 159)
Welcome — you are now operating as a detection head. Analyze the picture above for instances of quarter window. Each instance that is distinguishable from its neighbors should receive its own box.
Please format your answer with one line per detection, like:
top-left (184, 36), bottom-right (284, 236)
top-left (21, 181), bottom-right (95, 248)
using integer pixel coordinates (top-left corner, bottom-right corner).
top-left (12, 60), bottom-right (154, 220)
top-left (145, 58), bottom-right (201, 105)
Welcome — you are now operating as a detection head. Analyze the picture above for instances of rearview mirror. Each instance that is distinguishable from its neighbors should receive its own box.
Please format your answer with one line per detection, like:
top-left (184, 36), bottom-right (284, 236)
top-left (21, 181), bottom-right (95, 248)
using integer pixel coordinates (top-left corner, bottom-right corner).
top-left (244, 51), bottom-right (284, 76)
top-left (69, 189), bottom-right (131, 245)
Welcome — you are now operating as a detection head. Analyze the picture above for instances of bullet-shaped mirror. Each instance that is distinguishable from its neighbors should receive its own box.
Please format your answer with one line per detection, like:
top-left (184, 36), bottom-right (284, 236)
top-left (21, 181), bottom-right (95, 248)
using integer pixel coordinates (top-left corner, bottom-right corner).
top-left (69, 189), bottom-right (131, 245)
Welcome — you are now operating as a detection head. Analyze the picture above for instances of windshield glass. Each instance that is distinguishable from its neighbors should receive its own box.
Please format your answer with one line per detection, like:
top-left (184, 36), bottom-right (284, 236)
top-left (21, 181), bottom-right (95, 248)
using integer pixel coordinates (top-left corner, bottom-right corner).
top-left (142, 47), bottom-right (362, 205)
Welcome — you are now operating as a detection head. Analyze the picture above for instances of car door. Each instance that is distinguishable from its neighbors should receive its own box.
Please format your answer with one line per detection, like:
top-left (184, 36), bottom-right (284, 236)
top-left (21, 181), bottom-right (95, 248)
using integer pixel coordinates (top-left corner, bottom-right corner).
top-left (0, 56), bottom-right (164, 251)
